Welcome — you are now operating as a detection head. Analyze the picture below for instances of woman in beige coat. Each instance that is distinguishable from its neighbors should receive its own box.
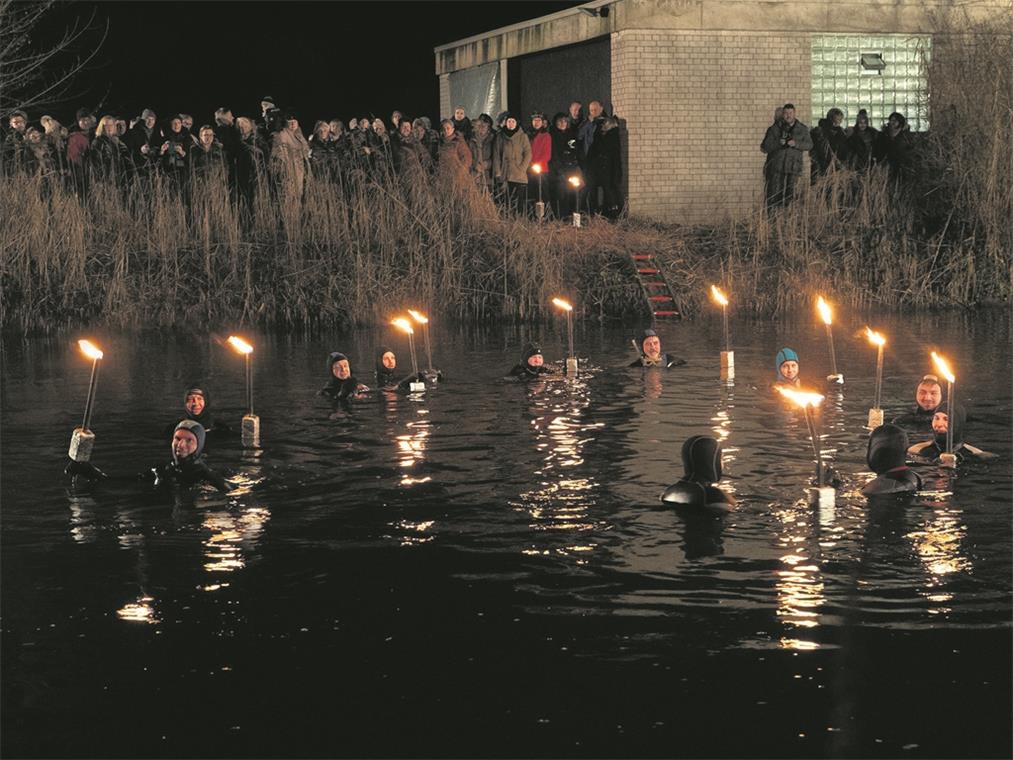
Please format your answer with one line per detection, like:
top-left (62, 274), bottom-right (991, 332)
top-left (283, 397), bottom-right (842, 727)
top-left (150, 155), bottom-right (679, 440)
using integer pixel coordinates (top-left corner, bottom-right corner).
top-left (271, 114), bottom-right (310, 202)
top-left (493, 114), bottom-right (531, 213)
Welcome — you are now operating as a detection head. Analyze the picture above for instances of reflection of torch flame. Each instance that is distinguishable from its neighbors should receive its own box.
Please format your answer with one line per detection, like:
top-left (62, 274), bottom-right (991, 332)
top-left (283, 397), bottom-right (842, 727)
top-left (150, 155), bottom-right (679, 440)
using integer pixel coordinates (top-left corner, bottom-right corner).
top-left (227, 336), bottom-right (253, 354)
top-left (931, 351), bottom-right (955, 384)
top-left (393, 318), bottom-right (419, 374)
top-left (776, 386), bottom-right (827, 485)
top-left (408, 310), bottom-right (433, 371)
top-left (816, 296), bottom-right (833, 325)
top-left (78, 339), bottom-right (104, 360)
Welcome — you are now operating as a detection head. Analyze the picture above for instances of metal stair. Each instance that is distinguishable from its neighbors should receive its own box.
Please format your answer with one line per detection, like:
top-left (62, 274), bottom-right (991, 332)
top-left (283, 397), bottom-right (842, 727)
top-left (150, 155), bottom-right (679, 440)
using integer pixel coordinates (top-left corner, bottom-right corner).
top-left (631, 253), bottom-right (680, 320)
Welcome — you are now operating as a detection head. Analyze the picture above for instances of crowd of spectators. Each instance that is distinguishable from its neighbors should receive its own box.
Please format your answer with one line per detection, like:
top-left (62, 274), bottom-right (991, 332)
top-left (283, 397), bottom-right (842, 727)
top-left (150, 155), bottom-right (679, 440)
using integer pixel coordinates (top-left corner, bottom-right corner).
top-left (0, 96), bottom-right (624, 220)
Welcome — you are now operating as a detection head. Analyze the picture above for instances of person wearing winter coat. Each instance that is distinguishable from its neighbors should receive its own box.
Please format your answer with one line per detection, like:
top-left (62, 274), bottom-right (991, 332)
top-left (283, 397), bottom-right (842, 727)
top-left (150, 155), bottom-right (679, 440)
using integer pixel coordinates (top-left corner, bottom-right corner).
top-left (548, 112), bottom-right (581, 218)
top-left (587, 114), bottom-right (622, 219)
top-left (873, 112), bottom-right (914, 179)
top-left (844, 109), bottom-right (878, 172)
top-left (493, 114), bottom-right (531, 213)
top-left (66, 109), bottom-right (95, 191)
top-left (810, 107), bottom-right (847, 181)
top-left (437, 119), bottom-right (472, 186)
top-left (468, 113), bottom-right (495, 193)
top-left (189, 125), bottom-right (227, 180)
top-left (527, 112), bottom-right (552, 214)
top-left (88, 115), bottom-right (130, 182)
top-left (308, 120), bottom-right (336, 177)
top-left (235, 117), bottom-right (265, 212)
top-left (271, 114), bottom-right (310, 202)
top-left (451, 106), bottom-right (473, 142)
top-left (760, 103), bottom-right (813, 209)
top-left (126, 108), bottom-right (162, 173)
top-left (2, 110), bottom-right (30, 176)
top-left (159, 116), bottom-right (190, 186)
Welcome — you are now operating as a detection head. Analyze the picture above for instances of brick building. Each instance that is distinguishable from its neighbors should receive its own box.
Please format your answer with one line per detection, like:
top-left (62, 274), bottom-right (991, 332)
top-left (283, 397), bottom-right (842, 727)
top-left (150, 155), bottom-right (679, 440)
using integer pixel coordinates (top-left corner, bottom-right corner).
top-left (434, 0), bottom-right (1006, 224)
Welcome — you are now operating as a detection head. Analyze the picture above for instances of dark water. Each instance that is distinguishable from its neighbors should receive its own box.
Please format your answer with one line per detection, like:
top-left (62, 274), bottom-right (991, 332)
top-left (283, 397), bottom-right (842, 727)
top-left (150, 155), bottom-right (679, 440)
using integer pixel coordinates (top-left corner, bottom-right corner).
top-left (2, 310), bottom-right (1011, 758)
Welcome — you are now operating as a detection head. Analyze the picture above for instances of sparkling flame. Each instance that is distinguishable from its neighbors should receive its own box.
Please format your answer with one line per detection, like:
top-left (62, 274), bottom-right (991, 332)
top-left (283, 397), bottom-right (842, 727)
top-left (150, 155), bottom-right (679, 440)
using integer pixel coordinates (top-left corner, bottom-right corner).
top-left (776, 385), bottom-right (825, 408)
top-left (531, 163), bottom-right (542, 174)
top-left (392, 318), bottom-right (414, 335)
top-left (227, 336), bottom-right (253, 355)
top-left (552, 297), bottom-right (573, 312)
top-left (407, 309), bottom-right (428, 325)
top-left (78, 339), bottom-right (104, 361)
top-left (567, 175), bottom-right (581, 188)
top-left (710, 285), bottom-right (729, 307)
top-left (864, 326), bottom-right (886, 347)
top-left (931, 351), bottom-right (956, 383)
top-left (816, 296), bottom-right (833, 325)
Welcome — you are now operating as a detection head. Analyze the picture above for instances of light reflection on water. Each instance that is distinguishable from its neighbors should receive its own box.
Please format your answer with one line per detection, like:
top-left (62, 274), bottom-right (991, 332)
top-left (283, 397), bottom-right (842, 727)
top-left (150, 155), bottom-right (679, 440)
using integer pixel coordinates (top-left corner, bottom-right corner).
top-left (1, 311), bottom-right (1010, 755)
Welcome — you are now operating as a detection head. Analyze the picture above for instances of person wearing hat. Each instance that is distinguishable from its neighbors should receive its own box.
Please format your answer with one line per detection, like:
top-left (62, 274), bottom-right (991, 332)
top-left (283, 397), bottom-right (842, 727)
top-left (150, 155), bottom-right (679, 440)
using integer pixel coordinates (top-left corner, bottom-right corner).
top-left (527, 112), bottom-right (551, 215)
top-left (862, 424), bottom-right (921, 496)
top-left (630, 329), bottom-right (686, 368)
top-left (493, 113), bottom-right (531, 213)
top-left (66, 108), bottom-right (96, 188)
top-left (774, 347), bottom-right (800, 387)
top-left (66, 419), bottom-right (232, 492)
top-left (257, 96), bottom-right (284, 140)
top-left (907, 404), bottom-right (996, 465)
top-left (508, 343), bottom-right (555, 380)
top-left (162, 384), bottom-right (229, 439)
top-left (661, 435), bottom-right (735, 509)
top-left (126, 108), bottom-right (162, 171)
top-left (320, 352), bottom-right (369, 400)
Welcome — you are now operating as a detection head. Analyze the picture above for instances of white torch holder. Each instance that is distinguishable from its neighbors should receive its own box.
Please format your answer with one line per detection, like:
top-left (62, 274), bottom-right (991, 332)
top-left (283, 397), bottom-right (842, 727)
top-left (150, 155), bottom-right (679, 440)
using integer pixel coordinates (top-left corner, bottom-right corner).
top-left (242, 414), bottom-right (261, 448)
top-left (409, 381), bottom-right (426, 394)
top-left (939, 452), bottom-right (957, 469)
top-left (720, 351), bottom-right (735, 382)
top-left (566, 357), bottom-right (579, 377)
top-left (535, 201), bottom-right (545, 221)
top-left (68, 427), bottom-right (95, 462)
top-left (807, 485), bottom-right (836, 509)
top-left (826, 373), bottom-right (844, 385)
top-left (867, 408), bottom-right (884, 429)
top-left (572, 212), bottom-right (582, 228)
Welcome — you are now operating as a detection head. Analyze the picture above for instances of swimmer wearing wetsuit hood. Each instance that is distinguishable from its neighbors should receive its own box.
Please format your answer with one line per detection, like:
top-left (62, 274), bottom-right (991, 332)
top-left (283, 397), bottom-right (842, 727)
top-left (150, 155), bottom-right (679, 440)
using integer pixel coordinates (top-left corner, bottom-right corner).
top-left (861, 424), bottom-right (921, 495)
top-left (163, 384), bottom-right (230, 438)
top-left (509, 343), bottom-right (554, 380)
top-left (66, 419), bottom-right (231, 492)
top-left (321, 352), bottom-right (369, 400)
top-left (907, 404), bottom-right (996, 464)
top-left (661, 435), bottom-right (735, 509)
top-left (630, 329), bottom-right (686, 368)
top-left (891, 374), bottom-right (943, 437)
top-left (775, 347), bottom-right (800, 388)
top-left (375, 347), bottom-right (426, 393)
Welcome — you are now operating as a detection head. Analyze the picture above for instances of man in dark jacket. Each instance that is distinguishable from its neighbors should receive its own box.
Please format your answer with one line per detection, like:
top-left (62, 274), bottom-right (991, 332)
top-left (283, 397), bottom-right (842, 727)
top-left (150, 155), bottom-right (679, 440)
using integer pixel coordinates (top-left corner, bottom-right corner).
top-left (578, 100), bottom-right (605, 213)
top-left (810, 107), bottom-right (847, 182)
top-left (214, 107), bottom-right (239, 187)
top-left (548, 112), bottom-right (581, 218)
top-left (125, 108), bottom-right (162, 173)
top-left (2, 109), bottom-right (30, 176)
top-left (873, 112), bottom-right (914, 179)
top-left (845, 109), bottom-right (877, 171)
top-left (588, 114), bottom-right (622, 219)
top-left (468, 113), bottom-right (495, 192)
top-left (451, 106), bottom-right (473, 142)
top-left (760, 103), bottom-right (814, 209)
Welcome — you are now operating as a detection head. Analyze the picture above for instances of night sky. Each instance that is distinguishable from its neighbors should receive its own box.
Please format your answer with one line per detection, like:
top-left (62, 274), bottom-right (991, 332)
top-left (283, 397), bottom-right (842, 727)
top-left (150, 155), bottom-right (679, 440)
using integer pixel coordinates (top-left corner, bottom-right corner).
top-left (36, 1), bottom-right (584, 127)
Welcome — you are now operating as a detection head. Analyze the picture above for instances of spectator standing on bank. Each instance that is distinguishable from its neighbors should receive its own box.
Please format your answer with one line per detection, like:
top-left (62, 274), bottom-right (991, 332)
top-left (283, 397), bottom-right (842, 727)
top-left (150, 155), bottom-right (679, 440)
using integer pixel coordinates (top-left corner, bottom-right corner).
top-left (873, 111), bottom-right (914, 179)
top-left (271, 113), bottom-right (310, 202)
top-left (493, 113), bottom-right (531, 214)
top-left (760, 103), bottom-right (813, 209)
top-left (810, 107), bottom-right (847, 181)
top-left (468, 113), bottom-right (495, 193)
top-left (451, 106), bottom-right (472, 142)
top-left (548, 112), bottom-right (580, 218)
top-left (845, 109), bottom-right (877, 172)
top-left (527, 112), bottom-right (551, 213)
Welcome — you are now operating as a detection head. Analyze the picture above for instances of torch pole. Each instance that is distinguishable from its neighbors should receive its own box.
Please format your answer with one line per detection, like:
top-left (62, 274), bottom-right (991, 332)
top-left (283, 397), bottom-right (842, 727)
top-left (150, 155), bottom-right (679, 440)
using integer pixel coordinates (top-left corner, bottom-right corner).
top-left (722, 305), bottom-right (730, 354)
top-left (825, 323), bottom-right (838, 377)
top-left (423, 322), bottom-right (433, 372)
top-left (81, 358), bottom-right (101, 431)
top-left (945, 381), bottom-right (954, 455)
top-left (245, 353), bottom-right (253, 415)
top-left (408, 333), bottom-right (419, 375)
top-left (874, 344), bottom-right (884, 410)
top-left (803, 405), bottom-right (823, 486)
top-left (566, 311), bottom-right (574, 360)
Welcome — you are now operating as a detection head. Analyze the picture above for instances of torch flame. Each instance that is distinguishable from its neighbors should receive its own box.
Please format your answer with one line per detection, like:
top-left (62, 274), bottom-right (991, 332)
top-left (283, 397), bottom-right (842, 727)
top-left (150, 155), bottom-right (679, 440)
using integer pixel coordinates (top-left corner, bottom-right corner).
top-left (551, 297), bottom-right (573, 312)
top-left (567, 175), bottom-right (581, 188)
top-left (710, 285), bottom-right (729, 307)
top-left (864, 326), bottom-right (886, 347)
top-left (775, 385), bottom-right (825, 408)
top-left (407, 309), bottom-right (428, 325)
top-left (816, 296), bottom-right (833, 325)
top-left (227, 336), bottom-right (254, 355)
top-left (78, 339), bottom-right (104, 360)
top-left (531, 163), bottom-right (542, 174)
top-left (392, 318), bottom-right (414, 335)
top-left (931, 351), bottom-right (956, 383)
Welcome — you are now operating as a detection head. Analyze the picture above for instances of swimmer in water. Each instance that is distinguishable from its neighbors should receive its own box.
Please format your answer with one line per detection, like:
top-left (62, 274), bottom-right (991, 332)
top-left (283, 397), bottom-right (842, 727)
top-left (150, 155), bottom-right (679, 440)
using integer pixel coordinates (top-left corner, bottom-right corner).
top-left (774, 347), bottom-right (800, 388)
top-left (629, 329), bottom-right (686, 368)
top-left (320, 352), bottom-right (369, 400)
top-left (163, 384), bottom-right (230, 438)
top-left (907, 404), bottom-right (996, 464)
top-left (891, 374), bottom-right (943, 438)
top-left (508, 343), bottom-right (554, 380)
top-left (660, 435), bottom-right (735, 509)
top-left (375, 347), bottom-right (425, 393)
top-left (861, 424), bottom-right (921, 496)
top-left (66, 419), bottom-right (232, 492)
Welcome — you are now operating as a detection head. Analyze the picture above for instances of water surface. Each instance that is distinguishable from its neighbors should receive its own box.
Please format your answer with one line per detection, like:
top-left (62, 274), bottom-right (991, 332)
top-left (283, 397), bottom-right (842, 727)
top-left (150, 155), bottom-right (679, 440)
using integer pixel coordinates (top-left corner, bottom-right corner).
top-left (2, 310), bottom-right (1010, 757)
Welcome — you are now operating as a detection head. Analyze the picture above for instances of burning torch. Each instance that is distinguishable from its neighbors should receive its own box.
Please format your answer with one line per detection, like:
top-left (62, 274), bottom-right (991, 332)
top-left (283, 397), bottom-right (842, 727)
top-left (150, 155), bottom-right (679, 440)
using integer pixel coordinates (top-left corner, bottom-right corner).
top-left (816, 295), bottom-right (844, 384)
top-left (931, 351), bottom-right (957, 469)
top-left (68, 340), bottom-right (104, 462)
top-left (227, 335), bottom-right (259, 447)
top-left (710, 285), bottom-right (733, 380)
top-left (864, 327), bottom-right (886, 428)
top-left (393, 318), bottom-right (426, 392)
top-left (552, 297), bottom-right (578, 377)
top-left (532, 163), bottom-right (545, 221)
top-left (776, 385), bottom-right (835, 509)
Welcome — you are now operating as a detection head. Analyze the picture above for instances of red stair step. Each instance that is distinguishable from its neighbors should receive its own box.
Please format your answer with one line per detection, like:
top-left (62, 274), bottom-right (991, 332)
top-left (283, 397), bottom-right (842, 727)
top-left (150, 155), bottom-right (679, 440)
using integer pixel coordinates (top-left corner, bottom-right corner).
top-left (648, 295), bottom-right (673, 301)
top-left (637, 268), bottom-right (659, 274)
top-left (632, 254), bottom-right (653, 261)
top-left (653, 310), bottom-right (679, 316)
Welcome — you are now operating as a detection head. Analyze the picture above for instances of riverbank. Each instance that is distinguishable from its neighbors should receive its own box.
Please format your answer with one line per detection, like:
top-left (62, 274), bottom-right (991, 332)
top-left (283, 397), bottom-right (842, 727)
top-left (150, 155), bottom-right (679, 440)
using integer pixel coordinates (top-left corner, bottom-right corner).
top-left (1, 159), bottom-right (1008, 334)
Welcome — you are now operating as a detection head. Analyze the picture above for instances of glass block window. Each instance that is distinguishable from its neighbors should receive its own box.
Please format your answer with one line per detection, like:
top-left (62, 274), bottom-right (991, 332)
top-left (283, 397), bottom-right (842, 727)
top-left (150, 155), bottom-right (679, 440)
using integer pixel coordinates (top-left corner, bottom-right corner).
top-left (811, 34), bottom-right (931, 131)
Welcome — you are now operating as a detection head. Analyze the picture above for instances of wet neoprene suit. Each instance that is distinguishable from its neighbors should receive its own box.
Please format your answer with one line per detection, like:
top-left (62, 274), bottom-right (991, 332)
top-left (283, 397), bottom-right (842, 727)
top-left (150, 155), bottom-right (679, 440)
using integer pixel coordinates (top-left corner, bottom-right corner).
top-left (862, 424), bottom-right (921, 495)
top-left (509, 343), bottom-right (553, 379)
top-left (661, 435), bottom-right (735, 508)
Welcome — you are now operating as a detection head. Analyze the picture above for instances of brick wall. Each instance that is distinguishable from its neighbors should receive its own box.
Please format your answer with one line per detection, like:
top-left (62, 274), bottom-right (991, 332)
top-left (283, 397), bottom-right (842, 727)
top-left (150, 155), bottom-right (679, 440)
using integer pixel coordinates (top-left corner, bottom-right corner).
top-left (612, 29), bottom-right (813, 224)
